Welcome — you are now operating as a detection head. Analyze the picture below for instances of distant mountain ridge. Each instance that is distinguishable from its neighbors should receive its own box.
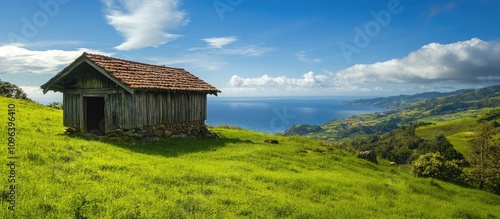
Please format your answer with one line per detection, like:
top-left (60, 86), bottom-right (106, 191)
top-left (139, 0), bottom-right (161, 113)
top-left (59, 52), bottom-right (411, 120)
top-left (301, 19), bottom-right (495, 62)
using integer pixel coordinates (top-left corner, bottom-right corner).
top-left (348, 89), bottom-right (470, 109)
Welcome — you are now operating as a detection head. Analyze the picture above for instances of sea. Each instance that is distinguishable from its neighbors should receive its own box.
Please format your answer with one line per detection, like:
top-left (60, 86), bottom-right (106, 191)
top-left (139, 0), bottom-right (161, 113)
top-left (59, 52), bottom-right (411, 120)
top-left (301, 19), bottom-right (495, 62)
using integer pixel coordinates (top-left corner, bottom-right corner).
top-left (206, 96), bottom-right (385, 133)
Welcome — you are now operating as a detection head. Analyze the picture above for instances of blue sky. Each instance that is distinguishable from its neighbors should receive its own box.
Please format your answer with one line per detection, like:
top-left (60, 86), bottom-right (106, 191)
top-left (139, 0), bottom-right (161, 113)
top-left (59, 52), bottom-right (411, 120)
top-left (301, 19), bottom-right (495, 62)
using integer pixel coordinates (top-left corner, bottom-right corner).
top-left (1, 0), bottom-right (500, 103)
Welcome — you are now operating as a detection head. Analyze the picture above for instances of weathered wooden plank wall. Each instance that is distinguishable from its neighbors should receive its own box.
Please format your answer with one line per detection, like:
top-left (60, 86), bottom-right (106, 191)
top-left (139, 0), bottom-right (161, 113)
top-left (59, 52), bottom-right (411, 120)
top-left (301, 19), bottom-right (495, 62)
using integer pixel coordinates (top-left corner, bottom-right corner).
top-left (106, 93), bottom-right (123, 131)
top-left (115, 92), bottom-right (207, 129)
top-left (63, 93), bottom-right (81, 128)
top-left (64, 91), bottom-right (208, 131)
top-left (76, 66), bottom-right (116, 89)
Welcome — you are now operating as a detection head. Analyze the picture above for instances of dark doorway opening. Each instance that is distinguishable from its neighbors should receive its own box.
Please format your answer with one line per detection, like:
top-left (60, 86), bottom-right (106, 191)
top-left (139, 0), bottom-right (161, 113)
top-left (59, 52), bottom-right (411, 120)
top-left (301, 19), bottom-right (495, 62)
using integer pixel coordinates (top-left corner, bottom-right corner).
top-left (85, 97), bottom-right (105, 135)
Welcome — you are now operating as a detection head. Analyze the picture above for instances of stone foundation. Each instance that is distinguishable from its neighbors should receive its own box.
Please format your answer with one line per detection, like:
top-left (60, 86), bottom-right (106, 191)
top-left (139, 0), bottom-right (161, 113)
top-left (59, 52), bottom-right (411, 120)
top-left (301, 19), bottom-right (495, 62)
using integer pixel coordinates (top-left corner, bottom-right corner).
top-left (66, 120), bottom-right (209, 139)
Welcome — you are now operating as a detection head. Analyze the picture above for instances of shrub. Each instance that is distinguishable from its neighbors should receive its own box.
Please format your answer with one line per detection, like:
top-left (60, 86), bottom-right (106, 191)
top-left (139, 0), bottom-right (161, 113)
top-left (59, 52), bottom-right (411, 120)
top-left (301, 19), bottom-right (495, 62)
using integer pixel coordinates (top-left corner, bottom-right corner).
top-left (412, 152), bottom-right (463, 182)
top-left (47, 102), bottom-right (63, 109)
top-left (0, 80), bottom-right (30, 100)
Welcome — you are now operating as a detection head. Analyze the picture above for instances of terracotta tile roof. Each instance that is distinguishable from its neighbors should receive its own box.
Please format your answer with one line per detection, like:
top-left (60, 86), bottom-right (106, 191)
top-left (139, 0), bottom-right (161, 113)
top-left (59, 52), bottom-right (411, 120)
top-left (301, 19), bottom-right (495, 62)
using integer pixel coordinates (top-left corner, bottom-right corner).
top-left (83, 52), bottom-right (220, 93)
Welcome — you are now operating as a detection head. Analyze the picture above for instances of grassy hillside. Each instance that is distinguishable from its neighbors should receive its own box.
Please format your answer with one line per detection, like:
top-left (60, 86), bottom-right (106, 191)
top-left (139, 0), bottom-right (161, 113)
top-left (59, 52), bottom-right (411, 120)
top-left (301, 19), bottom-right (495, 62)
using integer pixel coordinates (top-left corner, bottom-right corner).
top-left (1, 96), bottom-right (499, 218)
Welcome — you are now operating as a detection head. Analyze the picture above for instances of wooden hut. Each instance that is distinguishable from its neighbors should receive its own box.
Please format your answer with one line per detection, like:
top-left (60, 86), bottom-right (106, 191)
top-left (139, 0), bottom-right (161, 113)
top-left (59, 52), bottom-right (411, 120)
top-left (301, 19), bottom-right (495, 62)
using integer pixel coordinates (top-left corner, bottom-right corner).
top-left (41, 52), bottom-right (221, 137)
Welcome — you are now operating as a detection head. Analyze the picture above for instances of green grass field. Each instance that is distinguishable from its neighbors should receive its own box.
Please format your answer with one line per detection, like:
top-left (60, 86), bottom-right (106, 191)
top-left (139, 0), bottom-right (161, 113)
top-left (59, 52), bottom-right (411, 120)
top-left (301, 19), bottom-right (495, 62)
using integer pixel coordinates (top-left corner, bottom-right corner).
top-left (415, 118), bottom-right (476, 155)
top-left (1, 96), bottom-right (499, 218)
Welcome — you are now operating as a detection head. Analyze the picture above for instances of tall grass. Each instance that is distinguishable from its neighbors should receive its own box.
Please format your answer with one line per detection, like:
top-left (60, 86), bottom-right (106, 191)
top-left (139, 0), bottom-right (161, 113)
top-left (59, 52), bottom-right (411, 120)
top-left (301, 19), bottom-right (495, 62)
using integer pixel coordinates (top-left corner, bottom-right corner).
top-left (0, 96), bottom-right (499, 218)
top-left (209, 124), bottom-right (244, 130)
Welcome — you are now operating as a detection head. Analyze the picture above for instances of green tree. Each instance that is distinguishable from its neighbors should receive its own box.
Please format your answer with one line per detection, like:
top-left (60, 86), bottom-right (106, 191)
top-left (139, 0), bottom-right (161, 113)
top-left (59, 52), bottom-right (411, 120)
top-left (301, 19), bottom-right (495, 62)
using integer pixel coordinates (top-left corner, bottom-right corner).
top-left (0, 80), bottom-right (29, 100)
top-left (466, 122), bottom-right (500, 194)
top-left (412, 152), bottom-right (463, 182)
top-left (431, 134), bottom-right (464, 160)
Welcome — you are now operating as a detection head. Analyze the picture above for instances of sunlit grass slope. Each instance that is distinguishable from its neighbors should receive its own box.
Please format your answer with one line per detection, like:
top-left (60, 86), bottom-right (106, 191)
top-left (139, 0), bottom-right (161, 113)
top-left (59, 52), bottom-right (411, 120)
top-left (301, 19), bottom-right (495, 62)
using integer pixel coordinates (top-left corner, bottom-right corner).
top-left (416, 108), bottom-right (500, 155)
top-left (416, 118), bottom-right (475, 154)
top-left (0, 96), bottom-right (499, 218)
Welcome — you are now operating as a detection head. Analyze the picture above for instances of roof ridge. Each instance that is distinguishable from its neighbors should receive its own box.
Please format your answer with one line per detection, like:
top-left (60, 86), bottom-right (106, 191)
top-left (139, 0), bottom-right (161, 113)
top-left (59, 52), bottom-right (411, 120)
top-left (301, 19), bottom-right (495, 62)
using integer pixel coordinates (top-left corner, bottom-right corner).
top-left (83, 52), bottom-right (186, 71)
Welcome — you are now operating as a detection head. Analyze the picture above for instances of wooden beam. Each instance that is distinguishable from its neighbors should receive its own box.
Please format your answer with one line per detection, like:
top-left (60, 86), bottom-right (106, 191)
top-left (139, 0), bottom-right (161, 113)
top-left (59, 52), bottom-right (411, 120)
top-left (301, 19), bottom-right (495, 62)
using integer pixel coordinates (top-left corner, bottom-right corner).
top-left (41, 58), bottom-right (85, 93)
top-left (65, 88), bottom-right (123, 95)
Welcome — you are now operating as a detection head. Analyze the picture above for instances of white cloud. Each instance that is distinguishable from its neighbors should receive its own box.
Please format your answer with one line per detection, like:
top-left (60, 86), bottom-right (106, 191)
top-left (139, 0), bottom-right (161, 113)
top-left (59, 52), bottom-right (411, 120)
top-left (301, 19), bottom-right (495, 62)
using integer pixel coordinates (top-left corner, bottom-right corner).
top-left (20, 86), bottom-right (62, 104)
top-left (151, 44), bottom-right (272, 72)
top-left (194, 36), bottom-right (272, 57)
top-left (0, 44), bottom-right (111, 74)
top-left (175, 37), bottom-right (272, 71)
top-left (333, 38), bottom-right (500, 86)
top-left (203, 37), bottom-right (237, 49)
top-left (225, 38), bottom-right (500, 96)
top-left (219, 45), bottom-right (273, 57)
top-left (229, 71), bottom-right (330, 88)
top-left (296, 51), bottom-right (321, 64)
top-left (149, 54), bottom-right (226, 71)
top-left (220, 84), bottom-right (378, 97)
top-left (103, 0), bottom-right (188, 51)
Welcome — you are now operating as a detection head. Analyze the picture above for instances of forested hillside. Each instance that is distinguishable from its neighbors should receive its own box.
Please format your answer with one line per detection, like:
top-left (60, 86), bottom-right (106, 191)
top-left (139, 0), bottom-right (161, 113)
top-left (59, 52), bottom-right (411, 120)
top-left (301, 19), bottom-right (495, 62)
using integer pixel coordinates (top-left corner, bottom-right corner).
top-left (285, 84), bottom-right (500, 141)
